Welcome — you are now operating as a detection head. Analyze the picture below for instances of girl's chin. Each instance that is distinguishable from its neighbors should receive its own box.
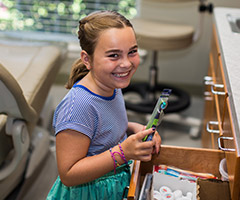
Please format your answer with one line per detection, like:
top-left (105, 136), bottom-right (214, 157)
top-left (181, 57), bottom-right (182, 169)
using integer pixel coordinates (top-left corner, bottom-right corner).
top-left (116, 82), bottom-right (130, 89)
top-left (112, 75), bottom-right (132, 88)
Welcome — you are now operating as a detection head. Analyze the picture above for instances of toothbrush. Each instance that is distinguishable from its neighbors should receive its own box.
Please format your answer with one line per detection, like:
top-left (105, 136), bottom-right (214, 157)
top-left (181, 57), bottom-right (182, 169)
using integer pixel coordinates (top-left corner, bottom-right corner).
top-left (143, 89), bottom-right (171, 142)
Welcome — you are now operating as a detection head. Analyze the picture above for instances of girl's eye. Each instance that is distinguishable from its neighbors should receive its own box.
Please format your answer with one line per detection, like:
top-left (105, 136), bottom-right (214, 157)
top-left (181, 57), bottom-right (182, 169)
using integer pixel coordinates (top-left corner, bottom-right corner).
top-left (129, 49), bottom-right (138, 55)
top-left (108, 54), bottom-right (119, 58)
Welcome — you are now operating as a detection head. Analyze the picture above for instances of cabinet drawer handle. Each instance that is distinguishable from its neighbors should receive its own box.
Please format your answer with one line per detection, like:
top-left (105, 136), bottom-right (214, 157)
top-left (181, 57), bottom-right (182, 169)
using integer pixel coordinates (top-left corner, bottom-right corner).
top-left (211, 84), bottom-right (225, 95)
top-left (204, 76), bottom-right (213, 86)
top-left (218, 136), bottom-right (235, 152)
top-left (204, 91), bottom-right (213, 101)
top-left (206, 121), bottom-right (220, 134)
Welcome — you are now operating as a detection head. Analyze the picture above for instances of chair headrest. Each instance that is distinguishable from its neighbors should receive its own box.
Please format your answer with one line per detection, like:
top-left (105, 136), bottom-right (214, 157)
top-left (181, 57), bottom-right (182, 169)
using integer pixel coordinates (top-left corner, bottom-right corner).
top-left (0, 63), bottom-right (37, 123)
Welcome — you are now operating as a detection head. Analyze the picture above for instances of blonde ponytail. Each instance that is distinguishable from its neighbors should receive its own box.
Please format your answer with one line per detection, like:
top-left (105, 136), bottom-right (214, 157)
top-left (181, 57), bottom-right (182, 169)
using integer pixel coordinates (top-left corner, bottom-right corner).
top-left (65, 58), bottom-right (89, 89)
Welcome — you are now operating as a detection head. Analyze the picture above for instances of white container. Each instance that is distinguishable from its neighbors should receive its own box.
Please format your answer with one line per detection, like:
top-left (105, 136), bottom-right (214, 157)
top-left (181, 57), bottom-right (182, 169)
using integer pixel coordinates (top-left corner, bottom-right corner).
top-left (219, 158), bottom-right (229, 181)
top-left (152, 172), bottom-right (197, 200)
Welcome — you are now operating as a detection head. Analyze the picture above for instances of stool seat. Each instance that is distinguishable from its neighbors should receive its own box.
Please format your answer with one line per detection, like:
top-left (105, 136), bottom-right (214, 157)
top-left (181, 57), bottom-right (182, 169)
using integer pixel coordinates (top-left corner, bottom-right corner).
top-left (131, 18), bottom-right (194, 50)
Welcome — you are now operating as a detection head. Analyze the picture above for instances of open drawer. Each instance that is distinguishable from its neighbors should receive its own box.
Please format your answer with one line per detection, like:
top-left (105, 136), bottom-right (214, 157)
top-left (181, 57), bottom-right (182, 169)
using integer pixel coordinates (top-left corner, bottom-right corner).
top-left (127, 145), bottom-right (227, 200)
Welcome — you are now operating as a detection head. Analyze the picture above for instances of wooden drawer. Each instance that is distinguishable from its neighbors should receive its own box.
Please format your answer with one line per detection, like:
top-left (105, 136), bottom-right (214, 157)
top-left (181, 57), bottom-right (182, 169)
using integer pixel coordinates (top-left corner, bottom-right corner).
top-left (202, 26), bottom-right (228, 149)
top-left (213, 54), bottom-right (228, 129)
top-left (219, 97), bottom-right (240, 199)
top-left (202, 66), bottom-right (219, 149)
top-left (127, 145), bottom-right (225, 200)
top-left (211, 26), bottom-right (221, 74)
top-left (211, 27), bottom-right (227, 132)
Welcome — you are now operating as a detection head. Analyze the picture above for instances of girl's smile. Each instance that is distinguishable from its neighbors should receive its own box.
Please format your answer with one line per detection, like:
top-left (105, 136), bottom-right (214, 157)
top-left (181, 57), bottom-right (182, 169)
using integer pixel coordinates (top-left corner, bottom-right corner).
top-left (112, 71), bottom-right (131, 78)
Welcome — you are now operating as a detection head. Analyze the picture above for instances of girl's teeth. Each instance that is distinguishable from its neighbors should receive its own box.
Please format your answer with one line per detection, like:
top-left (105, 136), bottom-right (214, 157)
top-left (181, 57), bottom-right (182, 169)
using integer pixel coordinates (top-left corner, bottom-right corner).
top-left (114, 72), bottom-right (128, 77)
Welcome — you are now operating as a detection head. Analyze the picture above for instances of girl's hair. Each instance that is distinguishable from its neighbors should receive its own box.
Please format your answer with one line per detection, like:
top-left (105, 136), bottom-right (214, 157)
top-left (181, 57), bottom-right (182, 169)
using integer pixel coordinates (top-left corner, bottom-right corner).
top-left (65, 10), bottom-right (133, 89)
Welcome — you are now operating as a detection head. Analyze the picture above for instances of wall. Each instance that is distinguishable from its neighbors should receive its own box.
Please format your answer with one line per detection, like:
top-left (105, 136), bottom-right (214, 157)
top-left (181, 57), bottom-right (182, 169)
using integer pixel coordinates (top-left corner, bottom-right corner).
top-left (132, 0), bottom-right (240, 87)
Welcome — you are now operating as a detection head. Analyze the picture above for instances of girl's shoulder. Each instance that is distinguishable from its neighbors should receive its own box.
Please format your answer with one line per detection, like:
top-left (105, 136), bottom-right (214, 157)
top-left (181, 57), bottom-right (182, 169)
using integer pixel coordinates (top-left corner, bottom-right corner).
top-left (73, 84), bottom-right (121, 101)
top-left (54, 86), bottom-right (92, 114)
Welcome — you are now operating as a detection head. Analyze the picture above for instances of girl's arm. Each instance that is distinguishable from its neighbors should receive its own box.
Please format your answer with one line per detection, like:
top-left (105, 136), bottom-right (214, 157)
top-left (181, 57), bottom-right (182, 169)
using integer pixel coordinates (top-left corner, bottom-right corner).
top-left (56, 128), bottom-right (155, 187)
top-left (127, 122), bottom-right (145, 135)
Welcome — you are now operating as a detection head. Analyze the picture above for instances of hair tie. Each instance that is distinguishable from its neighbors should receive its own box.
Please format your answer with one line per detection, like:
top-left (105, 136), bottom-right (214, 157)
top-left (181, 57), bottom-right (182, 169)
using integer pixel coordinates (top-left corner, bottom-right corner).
top-left (79, 20), bottom-right (87, 26)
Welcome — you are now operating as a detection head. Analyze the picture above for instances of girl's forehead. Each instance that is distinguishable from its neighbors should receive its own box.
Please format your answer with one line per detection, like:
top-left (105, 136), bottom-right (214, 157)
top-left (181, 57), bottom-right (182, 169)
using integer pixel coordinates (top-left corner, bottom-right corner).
top-left (97, 27), bottom-right (137, 49)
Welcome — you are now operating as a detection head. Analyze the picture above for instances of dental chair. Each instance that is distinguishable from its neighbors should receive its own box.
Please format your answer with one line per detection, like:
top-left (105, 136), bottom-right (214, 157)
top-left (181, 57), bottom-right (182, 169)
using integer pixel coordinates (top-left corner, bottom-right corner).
top-left (0, 41), bottom-right (66, 199)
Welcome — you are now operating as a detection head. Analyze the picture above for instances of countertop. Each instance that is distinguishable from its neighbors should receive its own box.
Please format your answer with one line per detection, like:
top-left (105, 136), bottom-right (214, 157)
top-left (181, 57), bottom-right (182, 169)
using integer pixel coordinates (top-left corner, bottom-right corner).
top-left (214, 7), bottom-right (240, 152)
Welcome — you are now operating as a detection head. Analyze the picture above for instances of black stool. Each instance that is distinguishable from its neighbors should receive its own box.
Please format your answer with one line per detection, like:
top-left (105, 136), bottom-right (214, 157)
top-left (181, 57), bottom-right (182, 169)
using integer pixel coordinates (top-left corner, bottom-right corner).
top-left (123, 51), bottom-right (191, 114)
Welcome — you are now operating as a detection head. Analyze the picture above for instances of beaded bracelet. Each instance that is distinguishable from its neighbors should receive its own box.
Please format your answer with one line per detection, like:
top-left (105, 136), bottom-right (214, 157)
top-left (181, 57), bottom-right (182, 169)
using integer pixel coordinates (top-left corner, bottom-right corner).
top-left (110, 144), bottom-right (128, 174)
top-left (113, 151), bottom-right (125, 161)
top-left (109, 148), bottom-right (119, 174)
top-left (118, 143), bottom-right (128, 164)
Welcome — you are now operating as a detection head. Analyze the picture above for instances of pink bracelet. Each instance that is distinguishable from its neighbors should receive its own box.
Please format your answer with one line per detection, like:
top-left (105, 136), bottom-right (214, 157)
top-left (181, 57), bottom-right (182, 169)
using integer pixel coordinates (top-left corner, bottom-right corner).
top-left (113, 151), bottom-right (125, 161)
top-left (118, 143), bottom-right (128, 164)
top-left (109, 148), bottom-right (118, 174)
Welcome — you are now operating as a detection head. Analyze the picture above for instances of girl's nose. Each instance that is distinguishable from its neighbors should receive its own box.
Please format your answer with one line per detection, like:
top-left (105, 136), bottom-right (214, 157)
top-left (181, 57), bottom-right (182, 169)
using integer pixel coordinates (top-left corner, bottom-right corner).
top-left (120, 57), bottom-right (131, 68)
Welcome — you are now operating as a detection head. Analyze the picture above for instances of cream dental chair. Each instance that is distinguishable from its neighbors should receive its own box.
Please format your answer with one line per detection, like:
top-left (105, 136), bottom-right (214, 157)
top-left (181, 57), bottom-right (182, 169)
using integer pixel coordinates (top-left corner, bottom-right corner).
top-left (0, 41), bottom-right (66, 199)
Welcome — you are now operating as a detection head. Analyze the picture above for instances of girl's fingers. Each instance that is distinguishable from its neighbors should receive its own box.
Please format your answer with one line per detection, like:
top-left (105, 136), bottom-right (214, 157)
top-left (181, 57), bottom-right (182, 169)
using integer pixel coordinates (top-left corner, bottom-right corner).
top-left (152, 131), bottom-right (161, 154)
top-left (139, 128), bottom-right (155, 141)
top-left (139, 152), bottom-right (154, 161)
top-left (154, 145), bottom-right (159, 154)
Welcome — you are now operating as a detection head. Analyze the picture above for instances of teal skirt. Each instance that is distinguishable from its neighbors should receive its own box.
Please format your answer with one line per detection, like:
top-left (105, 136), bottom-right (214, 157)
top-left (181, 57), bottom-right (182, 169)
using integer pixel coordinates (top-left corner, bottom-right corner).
top-left (46, 163), bottom-right (131, 200)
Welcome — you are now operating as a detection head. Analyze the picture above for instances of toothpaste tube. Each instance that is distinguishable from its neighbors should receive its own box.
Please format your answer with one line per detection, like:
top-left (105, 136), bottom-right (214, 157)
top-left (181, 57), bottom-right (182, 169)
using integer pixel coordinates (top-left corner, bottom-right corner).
top-left (154, 165), bottom-right (217, 181)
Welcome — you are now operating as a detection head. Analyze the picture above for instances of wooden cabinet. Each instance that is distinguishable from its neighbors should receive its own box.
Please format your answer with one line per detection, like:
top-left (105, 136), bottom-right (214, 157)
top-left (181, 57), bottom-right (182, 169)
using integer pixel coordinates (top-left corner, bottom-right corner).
top-left (220, 97), bottom-right (240, 199)
top-left (127, 145), bottom-right (225, 200)
top-left (201, 25), bottom-right (240, 199)
top-left (202, 25), bottom-right (227, 149)
top-left (128, 24), bottom-right (240, 200)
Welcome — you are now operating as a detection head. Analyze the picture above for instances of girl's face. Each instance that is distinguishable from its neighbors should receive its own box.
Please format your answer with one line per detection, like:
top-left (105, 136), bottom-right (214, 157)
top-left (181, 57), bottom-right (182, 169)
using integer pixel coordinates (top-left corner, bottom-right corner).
top-left (85, 26), bottom-right (140, 96)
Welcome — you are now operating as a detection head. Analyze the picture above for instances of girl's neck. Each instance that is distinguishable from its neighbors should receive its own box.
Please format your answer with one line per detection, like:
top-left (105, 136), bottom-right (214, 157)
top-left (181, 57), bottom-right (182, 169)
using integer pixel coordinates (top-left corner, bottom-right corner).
top-left (77, 74), bottom-right (115, 97)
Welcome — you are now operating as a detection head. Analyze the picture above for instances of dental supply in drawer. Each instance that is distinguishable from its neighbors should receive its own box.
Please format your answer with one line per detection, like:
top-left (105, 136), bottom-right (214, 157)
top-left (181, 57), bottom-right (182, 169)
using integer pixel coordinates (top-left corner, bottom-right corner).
top-left (143, 89), bottom-right (172, 142)
top-left (154, 165), bottom-right (217, 182)
top-left (152, 172), bottom-right (197, 200)
top-left (139, 173), bottom-right (153, 200)
top-left (153, 185), bottom-right (193, 200)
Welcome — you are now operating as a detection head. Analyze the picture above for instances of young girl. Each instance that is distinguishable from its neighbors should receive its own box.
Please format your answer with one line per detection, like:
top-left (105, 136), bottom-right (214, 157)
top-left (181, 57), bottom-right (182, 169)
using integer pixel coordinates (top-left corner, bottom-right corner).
top-left (47, 10), bottom-right (161, 200)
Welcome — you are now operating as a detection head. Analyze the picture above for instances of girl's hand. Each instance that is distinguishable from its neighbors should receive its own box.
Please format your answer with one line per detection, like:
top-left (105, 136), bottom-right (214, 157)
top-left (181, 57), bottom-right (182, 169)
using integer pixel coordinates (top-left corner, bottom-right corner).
top-left (121, 128), bottom-right (156, 162)
top-left (152, 130), bottom-right (161, 154)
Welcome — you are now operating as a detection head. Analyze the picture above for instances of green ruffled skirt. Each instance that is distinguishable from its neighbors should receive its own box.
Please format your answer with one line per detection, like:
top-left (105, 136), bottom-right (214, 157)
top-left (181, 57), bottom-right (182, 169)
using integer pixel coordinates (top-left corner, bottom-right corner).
top-left (46, 163), bottom-right (131, 200)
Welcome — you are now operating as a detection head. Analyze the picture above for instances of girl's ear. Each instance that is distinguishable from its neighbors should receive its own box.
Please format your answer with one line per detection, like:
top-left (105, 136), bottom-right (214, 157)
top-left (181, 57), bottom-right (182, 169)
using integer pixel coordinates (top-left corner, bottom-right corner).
top-left (81, 50), bottom-right (91, 70)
